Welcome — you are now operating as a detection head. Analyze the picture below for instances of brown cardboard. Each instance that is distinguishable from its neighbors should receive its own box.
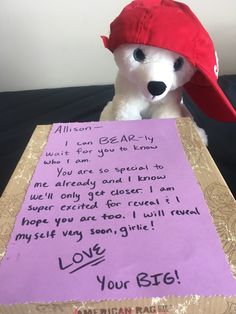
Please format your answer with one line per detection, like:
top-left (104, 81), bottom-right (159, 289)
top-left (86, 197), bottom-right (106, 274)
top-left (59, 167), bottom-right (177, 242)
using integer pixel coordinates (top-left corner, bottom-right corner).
top-left (0, 118), bottom-right (236, 313)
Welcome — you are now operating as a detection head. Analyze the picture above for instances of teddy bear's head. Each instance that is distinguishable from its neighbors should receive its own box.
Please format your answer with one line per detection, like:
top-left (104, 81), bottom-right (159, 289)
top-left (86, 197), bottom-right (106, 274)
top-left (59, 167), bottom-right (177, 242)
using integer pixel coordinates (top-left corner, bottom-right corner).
top-left (114, 43), bottom-right (195, 102)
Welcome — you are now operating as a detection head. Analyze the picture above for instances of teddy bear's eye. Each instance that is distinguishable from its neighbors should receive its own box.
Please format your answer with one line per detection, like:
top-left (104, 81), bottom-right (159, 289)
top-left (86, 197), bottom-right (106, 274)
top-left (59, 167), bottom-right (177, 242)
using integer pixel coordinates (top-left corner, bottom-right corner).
top-left (174, 57), bottom-right (184, 71)
top-left (133, 48), bottom-right (145, 62)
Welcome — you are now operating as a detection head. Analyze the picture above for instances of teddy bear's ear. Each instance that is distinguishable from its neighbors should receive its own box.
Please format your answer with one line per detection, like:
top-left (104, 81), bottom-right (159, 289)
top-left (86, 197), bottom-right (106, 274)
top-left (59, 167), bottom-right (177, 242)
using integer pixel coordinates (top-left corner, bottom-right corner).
top-left (101, 36), bottom-right (110, 49)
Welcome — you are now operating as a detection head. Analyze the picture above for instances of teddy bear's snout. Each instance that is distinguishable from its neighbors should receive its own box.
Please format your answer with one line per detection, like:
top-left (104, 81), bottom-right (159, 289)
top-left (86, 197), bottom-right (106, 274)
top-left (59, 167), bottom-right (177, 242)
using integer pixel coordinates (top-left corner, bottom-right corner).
top-left (148, 81), bottom-right (167, 97)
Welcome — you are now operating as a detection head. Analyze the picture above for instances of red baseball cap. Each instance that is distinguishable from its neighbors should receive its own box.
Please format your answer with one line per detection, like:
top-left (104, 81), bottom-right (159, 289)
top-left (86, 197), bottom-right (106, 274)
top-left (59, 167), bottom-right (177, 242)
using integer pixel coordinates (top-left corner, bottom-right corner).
top-left (102, 0), bottom-right (236, 122)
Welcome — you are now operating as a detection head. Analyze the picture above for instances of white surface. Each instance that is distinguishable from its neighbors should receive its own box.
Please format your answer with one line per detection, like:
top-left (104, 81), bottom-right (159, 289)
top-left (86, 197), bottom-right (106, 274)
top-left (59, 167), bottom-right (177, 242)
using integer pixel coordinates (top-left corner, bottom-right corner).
top-left (0, 0), bottom-right (235, 91)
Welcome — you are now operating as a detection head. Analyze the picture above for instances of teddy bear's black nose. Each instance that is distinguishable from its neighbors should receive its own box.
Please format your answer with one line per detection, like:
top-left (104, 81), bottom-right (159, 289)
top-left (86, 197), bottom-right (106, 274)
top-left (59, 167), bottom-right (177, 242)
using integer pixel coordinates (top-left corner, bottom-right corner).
top-left (148, 81), bottom-right (167, 96)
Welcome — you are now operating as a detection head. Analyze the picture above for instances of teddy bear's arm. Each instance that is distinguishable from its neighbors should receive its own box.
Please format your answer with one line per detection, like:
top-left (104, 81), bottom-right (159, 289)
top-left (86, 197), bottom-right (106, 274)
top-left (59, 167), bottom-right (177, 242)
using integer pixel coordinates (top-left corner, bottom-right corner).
top-left (100, 94), bottom-right (149, 121)
top-left (105, 72), bottom-right (150, 120)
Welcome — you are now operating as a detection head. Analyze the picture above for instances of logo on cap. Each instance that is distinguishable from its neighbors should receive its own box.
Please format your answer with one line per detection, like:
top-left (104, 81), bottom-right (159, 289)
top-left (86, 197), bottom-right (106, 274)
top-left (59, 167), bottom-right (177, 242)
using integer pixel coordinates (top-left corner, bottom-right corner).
top-left (214, 51), bottom-right (219, 78)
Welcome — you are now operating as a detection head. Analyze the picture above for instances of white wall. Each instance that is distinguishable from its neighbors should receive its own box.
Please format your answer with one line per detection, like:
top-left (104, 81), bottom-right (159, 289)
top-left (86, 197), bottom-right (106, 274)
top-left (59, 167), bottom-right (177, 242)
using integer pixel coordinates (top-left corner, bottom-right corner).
top-left (0, 0), bottom-right (236, 92)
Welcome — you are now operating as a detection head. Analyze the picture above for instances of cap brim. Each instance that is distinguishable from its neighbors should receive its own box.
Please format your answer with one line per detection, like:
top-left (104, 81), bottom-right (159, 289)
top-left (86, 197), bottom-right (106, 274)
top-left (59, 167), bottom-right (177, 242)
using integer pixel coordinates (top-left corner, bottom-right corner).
top-left (184, 70), bottom-right (236, 122)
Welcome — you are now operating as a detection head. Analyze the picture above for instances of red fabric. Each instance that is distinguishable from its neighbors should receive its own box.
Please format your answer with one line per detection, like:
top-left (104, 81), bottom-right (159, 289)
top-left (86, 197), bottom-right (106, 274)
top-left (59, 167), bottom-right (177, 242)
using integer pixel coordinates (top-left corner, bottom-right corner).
top-left (102, 0), bottom-right (236, 122)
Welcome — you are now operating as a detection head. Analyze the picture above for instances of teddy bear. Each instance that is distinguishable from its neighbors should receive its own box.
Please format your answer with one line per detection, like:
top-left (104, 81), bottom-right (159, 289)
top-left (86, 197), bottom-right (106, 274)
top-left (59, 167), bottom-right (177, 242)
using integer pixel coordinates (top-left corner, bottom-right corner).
top-left (100, 0), bottom-right (236, 145)
top-left (99, 43), bottom-right (207, 141)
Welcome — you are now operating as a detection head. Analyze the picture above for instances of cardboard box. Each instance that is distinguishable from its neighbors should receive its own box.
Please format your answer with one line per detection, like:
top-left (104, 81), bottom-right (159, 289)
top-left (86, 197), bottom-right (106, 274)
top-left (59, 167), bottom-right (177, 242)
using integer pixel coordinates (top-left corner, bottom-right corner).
top-left (0, 118), bottom-right (236, 313)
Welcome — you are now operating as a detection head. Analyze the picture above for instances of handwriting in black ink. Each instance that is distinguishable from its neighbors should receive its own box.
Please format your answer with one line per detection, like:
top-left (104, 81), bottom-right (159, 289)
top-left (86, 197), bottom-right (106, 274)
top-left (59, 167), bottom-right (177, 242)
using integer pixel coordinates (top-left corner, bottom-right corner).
top-left (58, 243), bottom-right (106, 274)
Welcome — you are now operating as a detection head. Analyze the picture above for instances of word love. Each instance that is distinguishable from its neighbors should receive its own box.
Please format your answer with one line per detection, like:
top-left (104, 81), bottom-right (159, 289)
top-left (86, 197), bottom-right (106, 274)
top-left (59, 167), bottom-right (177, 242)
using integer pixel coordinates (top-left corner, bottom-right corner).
top-left (58, 244), bottom-right (106, 274)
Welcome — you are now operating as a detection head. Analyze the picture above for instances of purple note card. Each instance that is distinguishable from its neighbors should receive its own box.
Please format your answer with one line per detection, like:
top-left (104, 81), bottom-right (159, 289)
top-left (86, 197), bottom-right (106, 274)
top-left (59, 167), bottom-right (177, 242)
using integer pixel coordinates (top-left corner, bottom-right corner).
top-left (0, 119), bottom-right (235, 305)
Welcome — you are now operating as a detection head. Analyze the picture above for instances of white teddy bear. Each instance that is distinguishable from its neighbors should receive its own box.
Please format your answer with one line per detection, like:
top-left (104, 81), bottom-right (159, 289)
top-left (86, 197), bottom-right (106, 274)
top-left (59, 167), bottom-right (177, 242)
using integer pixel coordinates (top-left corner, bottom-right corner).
top-left (100, 0), bottom-right (236, 144)
top-left (100, 43), bottom-right (207, 144)
top-left (101, 44), bottom-right (195, 121)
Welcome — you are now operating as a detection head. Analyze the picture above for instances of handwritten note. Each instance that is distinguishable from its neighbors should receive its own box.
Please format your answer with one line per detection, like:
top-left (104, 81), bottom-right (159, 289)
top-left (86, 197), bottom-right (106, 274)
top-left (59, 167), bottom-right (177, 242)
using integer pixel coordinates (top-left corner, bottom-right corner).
top-left (0, 119), bottom-right (235, 304)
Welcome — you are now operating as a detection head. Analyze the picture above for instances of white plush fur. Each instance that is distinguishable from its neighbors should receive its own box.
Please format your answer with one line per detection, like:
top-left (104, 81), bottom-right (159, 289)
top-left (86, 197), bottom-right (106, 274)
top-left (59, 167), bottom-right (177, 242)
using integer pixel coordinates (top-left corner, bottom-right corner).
top-left (100, 44), bottom-right (207, 145)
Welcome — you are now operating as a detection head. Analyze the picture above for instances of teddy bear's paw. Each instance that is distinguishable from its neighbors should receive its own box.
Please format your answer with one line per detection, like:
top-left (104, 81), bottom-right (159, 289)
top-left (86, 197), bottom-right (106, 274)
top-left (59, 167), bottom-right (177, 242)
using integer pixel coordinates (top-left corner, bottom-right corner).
top-left (195, 126), bottom-right (208, 146)
top-left (100, 100), bottom-right (144, 121)
top-left (116, 107), bottom-right (142, 120)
